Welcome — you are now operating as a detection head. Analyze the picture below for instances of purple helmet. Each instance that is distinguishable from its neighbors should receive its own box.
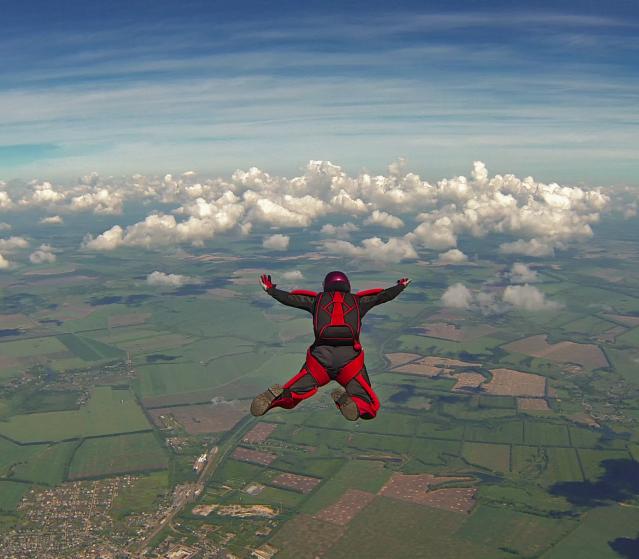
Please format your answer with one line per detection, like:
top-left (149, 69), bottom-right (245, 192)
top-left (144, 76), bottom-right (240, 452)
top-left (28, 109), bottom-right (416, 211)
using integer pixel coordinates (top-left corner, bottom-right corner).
top-left (323, 271), bottom-right (350, 292)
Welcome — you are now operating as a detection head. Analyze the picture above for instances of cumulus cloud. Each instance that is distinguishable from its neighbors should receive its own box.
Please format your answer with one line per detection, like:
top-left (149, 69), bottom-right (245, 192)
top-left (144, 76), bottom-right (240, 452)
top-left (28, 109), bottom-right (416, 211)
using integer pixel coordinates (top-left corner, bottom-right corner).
top-left (83, 225), bottom-right (124, 250)
top-left (0, 236), bottom-right (29, 251)
top-left (69, 160), bottom-right (609, 257)
top-left (262, 234), bottom-right (290, 251)
top-left (502, 284), bottom-right (562, 311)
top-left (0, 222), bottom-right (11, 231)
top-left (320, 222), bottom-right (359, 239)
top-left (322, 236), bottom-right (417, 263)
top-left (29, 244), bottom-right (56, 264)
top-left (40, 215), bottom-right (64, 225)
top-left (441, 283), bottom-right (474, 309)
top-left (499, 238), bottom-right (556, 257)
top-left (508, 263), bottom-right (538, 283)
top-left (0, 192), bottom-right (13, 210)
top-left (0, 254), bottom-right (10, 269)
top-left (146, 271), bottom-right (199, 287)
top-left (437, 249), bottom-right (468, 264)
top-left (282, 270), bottom-right (304, 280)
top-left (364, 210), bottom-right (404, 229)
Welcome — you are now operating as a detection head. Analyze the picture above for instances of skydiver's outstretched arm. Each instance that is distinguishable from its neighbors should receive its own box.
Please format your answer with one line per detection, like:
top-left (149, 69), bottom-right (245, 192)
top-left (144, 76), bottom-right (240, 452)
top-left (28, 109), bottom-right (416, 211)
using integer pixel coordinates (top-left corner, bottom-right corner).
top-left (357, 278), bottom-right (411, 317)
top-left (259, 274), bottom-right (316, 313)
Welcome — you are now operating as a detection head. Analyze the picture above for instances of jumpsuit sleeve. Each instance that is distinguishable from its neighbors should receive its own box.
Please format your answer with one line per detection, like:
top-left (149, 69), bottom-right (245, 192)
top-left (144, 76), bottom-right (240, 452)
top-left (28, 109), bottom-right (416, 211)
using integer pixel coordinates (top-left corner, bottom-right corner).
top-left (357, 283), bottom-right (406, 317)
top-left (266, 287), bottom-right (316, 313)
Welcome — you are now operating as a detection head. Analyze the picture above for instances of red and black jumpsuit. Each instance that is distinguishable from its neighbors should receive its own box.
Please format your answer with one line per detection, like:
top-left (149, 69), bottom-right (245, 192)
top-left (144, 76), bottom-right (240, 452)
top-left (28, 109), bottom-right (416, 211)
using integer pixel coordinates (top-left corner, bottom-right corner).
top-left (265, 283), bottom-right (406, 419)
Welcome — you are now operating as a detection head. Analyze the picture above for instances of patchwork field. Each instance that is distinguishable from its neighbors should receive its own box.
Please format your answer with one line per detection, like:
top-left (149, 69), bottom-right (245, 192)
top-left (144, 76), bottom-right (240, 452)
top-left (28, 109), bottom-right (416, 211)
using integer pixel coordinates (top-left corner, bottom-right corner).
top-left (503, 335), bottom-right (609, 370)
top-left (149, 402), bottom-right (246, 434)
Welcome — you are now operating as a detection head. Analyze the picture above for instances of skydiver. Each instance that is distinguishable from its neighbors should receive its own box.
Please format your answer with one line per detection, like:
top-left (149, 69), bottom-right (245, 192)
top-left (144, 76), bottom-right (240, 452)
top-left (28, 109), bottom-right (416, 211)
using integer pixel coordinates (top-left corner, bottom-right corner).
top-left (250, 271), bottom-right (411, 421)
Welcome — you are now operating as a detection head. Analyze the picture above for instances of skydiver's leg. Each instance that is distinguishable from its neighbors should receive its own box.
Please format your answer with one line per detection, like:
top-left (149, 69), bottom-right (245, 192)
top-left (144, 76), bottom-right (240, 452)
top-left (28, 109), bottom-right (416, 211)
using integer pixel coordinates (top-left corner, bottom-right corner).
top-left (333, 353), bottom-right (380, 420)
top-left (250, 349), bottom-right (330, 416)
top-left (344, 365), bottom-right (380, 420)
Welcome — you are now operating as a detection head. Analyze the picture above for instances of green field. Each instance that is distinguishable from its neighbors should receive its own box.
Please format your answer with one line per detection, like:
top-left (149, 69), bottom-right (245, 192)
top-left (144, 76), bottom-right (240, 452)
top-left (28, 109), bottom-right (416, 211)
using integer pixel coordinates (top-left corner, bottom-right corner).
top-left (11, 442), bottom-right (77, 485)
top-left (541, 505), bottom-right (639, 559)
top-left (457, 504), bottom-right (577, 557)
top-left (0, 387), bottom-right (151, 443)
top-left (0, 481), bottom-right (30, 512)
top-left (57, 333), bottom-right (124, 361)
top-left (462, 442), bottom-right (510, 473)
top-left (69, 432), bottom-right (168, 479)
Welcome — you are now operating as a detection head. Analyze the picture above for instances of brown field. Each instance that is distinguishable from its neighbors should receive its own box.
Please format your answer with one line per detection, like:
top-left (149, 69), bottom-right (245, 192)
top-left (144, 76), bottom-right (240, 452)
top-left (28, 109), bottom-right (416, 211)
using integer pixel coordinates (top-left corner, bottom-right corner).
top-left (0, 314), bottom-right (38, 329)
top-left (503, 335), bottom-right (609, 369)
top-left (416, 322), bottom-right (495, 341)
top-left (232, 447), bottom-right (277, 466)
top-left (379, 473), bottom-right (476, 513)
top-left (0, 355), bottom-right (22, 369)
top-left (517, 398), bottom-right (551, 411)
top-left (452, 372), bottom-right (486, 391)
top-left (270, 473), bottom-right (321, 494)
top-left (392, 356), bottom-right (480, 377)
top-left (149, 402), bottom-right (246, 434)
top-left (243, 423), bottom-right (277, 444)
top-left (385, 352), bottom-right (421, 368)
top-left (108, 312), bottom-right (151, 328)
top-left (596, 325), bottom-right (627, 343)
top-left (602, 313), bottom-right (639, 327)
top-left (314, 489), bottom-right (375, 525)
top-left (53, 304), bottom-right (96, 321)
top-left (482, 369), bottom-right (546, 397)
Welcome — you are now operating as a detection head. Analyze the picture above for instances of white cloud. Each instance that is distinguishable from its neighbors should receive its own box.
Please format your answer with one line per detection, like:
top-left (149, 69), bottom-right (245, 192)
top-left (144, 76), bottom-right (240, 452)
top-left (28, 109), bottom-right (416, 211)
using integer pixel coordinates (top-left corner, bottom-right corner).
top-left (0, 222), bottom-right (11, 231)
top-left (508, 263), bottom-right (538, 283)
top-left (364, 210), bottom-right (404, 229)
top-left (40, 215), bottom-right (64, 225)
top-left (0, 236), bottom-right (29, 251)
top-left (499, 238), bottom-right (555, 257)
top-left (0, 192), bottom-right (13, 210)
top-left (437, 249), bottom-right (468, 264)
top-left (322, 236), bottom-right (417, 263)
top-left (502, 284), bottom-right (562, 311)
top-left (262, 233), bottom-right (290, 251)
top-left (320, 222), bottom-right (359, 239)
top-left (282, 270), bottom-right (304, 280)
top-left (83, 225), bottom-right (124, 250)
top-left (0, 254), bottom-right (10, 269)
top-left (146, 271), bottom-right (199, 287)
top-left (77, 160), bottom-right (609, 256)
top-left (441, 283), bottom-right (474, 309)
top-left (29, 244), bottom-right (56, 264)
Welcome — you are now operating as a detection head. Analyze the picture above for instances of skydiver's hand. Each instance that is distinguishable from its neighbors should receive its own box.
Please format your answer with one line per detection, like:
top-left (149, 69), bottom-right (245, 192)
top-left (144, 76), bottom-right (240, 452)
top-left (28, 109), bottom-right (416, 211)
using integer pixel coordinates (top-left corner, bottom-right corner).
top-left (259, 274), bottom-right (276, 291)
top-left (397, 277), bottom-right (411, 288)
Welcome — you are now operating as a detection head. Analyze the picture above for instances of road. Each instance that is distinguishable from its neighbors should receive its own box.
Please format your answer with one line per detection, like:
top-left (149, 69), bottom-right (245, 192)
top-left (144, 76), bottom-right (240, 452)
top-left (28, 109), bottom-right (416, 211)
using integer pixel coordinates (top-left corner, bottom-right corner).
top-left (136, 446), bottom-right (220, 557)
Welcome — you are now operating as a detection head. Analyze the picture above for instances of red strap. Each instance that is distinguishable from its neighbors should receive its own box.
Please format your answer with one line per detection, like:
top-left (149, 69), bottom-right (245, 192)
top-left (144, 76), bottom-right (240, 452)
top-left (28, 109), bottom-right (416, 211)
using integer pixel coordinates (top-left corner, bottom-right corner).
top-left (335, 351), bottom-right (365, 385)
top-left (305, 349), bottom-right (331, 385)
top-left (291, 289), bottom-right (318, 296)
top-left (355, 288), bottom-right (384, 297)
top-left (330, 291), bottom-right (345, 325)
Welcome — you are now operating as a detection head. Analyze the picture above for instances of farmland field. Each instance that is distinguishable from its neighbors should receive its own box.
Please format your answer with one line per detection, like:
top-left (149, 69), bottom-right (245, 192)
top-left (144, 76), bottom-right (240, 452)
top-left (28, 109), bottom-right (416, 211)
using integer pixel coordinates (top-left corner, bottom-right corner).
top-left (0, 387), bottom-right (151, 443)
top-left (69, 433), bottom-right (167, 479)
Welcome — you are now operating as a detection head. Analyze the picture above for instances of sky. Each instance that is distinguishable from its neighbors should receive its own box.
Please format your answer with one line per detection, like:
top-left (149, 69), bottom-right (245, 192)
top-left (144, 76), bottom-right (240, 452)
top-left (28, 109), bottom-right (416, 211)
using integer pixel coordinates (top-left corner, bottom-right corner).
top-left (0, 0), bottom-right (638, 184)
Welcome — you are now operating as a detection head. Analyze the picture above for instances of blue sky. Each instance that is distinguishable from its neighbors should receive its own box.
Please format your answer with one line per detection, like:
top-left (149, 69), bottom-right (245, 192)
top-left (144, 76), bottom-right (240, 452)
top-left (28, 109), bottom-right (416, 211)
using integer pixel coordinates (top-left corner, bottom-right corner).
top-left (0, 0), bottom-right (637, 183)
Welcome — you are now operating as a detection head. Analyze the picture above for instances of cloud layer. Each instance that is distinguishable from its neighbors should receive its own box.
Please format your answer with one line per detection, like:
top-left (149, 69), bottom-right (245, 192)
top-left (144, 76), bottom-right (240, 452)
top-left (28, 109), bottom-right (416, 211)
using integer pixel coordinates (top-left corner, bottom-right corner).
top-left (0, 161), bottom-right (611, 264)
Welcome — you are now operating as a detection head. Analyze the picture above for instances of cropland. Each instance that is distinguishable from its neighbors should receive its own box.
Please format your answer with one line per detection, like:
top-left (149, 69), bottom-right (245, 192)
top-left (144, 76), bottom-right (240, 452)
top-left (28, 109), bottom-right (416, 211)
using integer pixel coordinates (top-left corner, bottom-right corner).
top-left (1, 215), bottom-right (639, 558)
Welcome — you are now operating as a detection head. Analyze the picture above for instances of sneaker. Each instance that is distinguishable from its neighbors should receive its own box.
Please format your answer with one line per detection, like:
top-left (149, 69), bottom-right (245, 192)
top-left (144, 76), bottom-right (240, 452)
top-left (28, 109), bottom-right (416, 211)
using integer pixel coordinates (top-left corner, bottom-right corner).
top-left (331, 388), bottom-right (359, 421)
top-left (250, 385), bottom-right (284, 417)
